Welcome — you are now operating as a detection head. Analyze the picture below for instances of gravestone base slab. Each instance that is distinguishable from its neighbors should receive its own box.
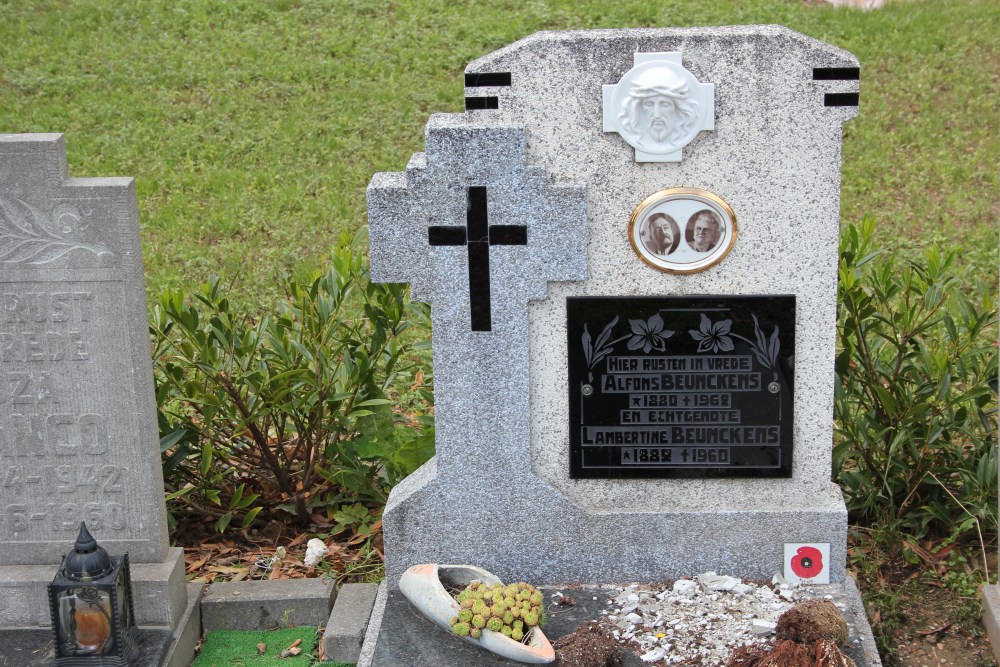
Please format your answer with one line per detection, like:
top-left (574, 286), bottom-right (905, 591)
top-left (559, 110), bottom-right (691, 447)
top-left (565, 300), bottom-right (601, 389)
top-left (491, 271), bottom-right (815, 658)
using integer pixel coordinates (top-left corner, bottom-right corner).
top-left (0, 627), bottom-right (171, 667)
top-left (360, 578), bottom-right (881, 667)
top-left (385, 468), bottom-right (849, 586)
top-left (0, 581), bottom-right (202, 667)
top-left (0, 547), bottom-right (188, 628)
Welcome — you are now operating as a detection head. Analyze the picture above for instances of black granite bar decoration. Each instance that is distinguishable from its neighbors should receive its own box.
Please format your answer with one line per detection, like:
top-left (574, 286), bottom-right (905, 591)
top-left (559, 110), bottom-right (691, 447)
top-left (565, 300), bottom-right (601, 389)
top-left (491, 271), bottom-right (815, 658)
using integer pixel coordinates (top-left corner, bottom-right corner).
top-left (465, 72), bottom-right (513, 87)
top-left (464, 186), bottom-right (492, 331)
top-left (427, 227), bottom-right (466, 245)
top-left (824, 92), bottom-right (860, 107)
top-left (813, 67), bottom-right (860, 80)
top-left (466, 186), bottom-right (489, 241)
top-left (488, 225), bottom-right (528, 245)
top-left (465, 96), bottom-right (499, 110)
top-left (468, 242), bottom-right (491, 331)
top-left (568, 296), bottom-right (796, 479)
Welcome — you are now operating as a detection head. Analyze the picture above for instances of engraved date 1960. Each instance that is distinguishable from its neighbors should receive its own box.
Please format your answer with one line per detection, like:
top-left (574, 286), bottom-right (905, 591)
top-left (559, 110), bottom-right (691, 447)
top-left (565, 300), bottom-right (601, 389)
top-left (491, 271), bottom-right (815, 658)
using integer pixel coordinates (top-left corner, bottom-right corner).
top-left (1, 501), bottom-right (126, 534)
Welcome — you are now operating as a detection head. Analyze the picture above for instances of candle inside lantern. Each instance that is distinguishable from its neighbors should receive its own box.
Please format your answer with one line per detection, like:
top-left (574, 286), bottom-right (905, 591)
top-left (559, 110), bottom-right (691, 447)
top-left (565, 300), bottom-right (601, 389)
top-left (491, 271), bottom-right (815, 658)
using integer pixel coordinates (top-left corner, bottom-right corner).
top-left (74, 598), bottom-right (111, 653)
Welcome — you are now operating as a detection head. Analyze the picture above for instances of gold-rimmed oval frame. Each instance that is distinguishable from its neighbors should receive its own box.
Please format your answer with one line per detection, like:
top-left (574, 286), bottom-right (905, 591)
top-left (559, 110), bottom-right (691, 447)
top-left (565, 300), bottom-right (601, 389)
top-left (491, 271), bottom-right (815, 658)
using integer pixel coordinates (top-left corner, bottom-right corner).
top-left (628, 188), bottom-right (738, 274)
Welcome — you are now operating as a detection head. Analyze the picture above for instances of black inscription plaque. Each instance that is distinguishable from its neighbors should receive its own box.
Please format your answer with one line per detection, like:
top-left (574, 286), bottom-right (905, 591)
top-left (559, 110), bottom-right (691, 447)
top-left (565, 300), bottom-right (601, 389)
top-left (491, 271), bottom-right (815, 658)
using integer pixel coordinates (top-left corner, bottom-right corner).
top-left (568, 296), bottom-right (795, 479)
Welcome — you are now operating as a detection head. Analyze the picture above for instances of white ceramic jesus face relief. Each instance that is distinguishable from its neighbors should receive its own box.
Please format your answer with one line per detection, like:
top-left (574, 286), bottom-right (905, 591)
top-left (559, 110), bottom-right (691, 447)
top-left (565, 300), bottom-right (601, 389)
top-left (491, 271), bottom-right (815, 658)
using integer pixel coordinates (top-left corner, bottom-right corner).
top-left (602, 52), bottom-right (715, 162)
top-left (618, 68), bottom-right (700, 152)
top-left (640, 95), bottom-right (682, 143)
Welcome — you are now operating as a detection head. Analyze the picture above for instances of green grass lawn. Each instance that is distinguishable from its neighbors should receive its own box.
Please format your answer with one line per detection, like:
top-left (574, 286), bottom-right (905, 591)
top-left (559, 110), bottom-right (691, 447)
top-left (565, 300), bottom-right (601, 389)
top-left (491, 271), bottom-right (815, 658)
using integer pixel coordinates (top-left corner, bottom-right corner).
top-left (191, 627), bottom-right (324, 666)
top-left (0, 0), bottom-right (996, 301)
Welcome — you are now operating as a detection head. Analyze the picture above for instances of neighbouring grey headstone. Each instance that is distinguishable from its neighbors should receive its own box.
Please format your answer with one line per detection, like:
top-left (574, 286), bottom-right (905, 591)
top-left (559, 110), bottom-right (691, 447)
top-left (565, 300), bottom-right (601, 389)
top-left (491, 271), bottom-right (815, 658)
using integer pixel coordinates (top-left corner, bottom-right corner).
top-left (0, 134), bottom-right (168, 563)
top-left (0, 135), bottom-right (189, 654)
top-left (369, 26), bottom-right (860, 589)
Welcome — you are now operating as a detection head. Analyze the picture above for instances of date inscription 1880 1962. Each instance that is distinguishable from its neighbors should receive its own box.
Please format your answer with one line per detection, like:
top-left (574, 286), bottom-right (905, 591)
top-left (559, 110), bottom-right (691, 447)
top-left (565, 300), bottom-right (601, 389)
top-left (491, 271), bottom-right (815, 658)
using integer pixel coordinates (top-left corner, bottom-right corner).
top-left (568, 296), bottom-right (795, 479)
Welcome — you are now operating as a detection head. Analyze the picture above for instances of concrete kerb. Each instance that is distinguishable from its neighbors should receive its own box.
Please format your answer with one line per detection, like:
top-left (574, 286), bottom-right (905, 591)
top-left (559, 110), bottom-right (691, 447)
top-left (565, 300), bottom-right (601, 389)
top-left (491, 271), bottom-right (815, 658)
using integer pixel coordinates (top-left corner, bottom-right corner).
top-left (162, 583), bottom-right (206, 667)
top-left (200, 578), bottom-right (338, 632)
top-left (357, 582), bottom-right (388, 667)
top-left (981, 584), bottom-right (1000, 660)
top-left (323, 583), bottom-right (381, 663)
top-left (197, 578), bottom-right (382, 663)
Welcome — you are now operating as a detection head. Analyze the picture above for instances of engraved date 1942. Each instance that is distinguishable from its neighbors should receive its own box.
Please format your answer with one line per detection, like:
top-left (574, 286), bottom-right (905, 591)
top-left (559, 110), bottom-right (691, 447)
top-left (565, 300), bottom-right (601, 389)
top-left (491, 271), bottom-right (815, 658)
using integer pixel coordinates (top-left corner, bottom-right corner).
top-left (2, 464), bottom-right (124, 493)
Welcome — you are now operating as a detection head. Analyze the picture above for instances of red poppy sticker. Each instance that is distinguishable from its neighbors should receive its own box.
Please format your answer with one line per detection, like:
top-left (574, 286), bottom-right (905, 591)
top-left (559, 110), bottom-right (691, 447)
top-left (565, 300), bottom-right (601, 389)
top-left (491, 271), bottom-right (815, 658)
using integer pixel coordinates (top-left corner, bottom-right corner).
top-left (784, 543), bottom-right (830, 584)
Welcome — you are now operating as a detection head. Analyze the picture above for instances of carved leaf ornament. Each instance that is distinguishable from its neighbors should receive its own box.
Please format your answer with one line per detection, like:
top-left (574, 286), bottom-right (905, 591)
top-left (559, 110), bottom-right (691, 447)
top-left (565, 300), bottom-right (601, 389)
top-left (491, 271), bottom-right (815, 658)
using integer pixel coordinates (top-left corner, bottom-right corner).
top-left (0, 197), bottom-right (113, 265)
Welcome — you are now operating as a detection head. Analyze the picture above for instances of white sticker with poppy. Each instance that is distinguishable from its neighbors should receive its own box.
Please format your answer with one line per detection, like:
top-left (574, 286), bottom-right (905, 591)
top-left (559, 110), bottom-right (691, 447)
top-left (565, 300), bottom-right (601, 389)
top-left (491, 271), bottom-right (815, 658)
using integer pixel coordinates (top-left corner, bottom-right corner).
top-left (783, 543), bottom-right (830, 584)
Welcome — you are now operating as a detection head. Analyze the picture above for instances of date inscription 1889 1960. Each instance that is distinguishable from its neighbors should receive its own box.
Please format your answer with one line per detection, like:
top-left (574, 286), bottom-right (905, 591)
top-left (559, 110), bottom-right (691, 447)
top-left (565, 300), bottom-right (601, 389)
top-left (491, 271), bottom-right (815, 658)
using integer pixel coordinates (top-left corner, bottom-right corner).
top-left (568, 296), bottom-right (795, 478)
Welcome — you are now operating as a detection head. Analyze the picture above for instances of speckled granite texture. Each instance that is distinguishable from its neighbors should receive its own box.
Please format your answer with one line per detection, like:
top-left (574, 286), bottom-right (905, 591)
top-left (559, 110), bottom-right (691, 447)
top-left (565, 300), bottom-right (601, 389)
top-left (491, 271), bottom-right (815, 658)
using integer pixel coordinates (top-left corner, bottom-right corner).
top-left (367, 26), bottom-right (859, 587)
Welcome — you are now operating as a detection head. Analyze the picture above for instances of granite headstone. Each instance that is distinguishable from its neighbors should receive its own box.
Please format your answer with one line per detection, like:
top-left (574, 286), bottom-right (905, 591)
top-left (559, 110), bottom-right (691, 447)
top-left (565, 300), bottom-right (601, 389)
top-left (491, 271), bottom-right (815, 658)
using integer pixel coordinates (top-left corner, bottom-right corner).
top-left (0, 134), bottom-right (188, 642)
top-left (368, 26), bottom-right (860, 589)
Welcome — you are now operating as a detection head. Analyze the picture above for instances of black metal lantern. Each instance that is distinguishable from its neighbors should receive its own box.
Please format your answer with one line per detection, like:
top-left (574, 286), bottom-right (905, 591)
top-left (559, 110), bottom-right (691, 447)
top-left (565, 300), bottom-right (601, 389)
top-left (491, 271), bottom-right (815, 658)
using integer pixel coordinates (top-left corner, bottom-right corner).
top-left (47, 522), bottom-right (140, 665)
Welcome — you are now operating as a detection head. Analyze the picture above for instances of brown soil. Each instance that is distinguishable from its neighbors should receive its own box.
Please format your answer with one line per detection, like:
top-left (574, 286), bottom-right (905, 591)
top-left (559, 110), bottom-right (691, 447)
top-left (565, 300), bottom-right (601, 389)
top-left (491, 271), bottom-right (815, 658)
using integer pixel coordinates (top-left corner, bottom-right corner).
top-left (884, 584), bottom-right (996, 667)
top-left (726, 640), bottom-right (812, 667)
top-left (727, 638), bottom-right (859, 667)
top-left (776, 600), bottom-right (850, 645)
top-left (554, 622), bottom-right (623, 667)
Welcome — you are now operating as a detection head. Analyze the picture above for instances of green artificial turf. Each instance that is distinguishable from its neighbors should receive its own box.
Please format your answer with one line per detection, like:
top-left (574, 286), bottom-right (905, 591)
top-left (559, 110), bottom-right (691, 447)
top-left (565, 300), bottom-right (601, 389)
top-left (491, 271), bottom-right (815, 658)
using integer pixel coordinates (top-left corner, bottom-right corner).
top-left (0, 0), bottom-right (995, 303)
top-left (191, 627), bottom-right (323, 666)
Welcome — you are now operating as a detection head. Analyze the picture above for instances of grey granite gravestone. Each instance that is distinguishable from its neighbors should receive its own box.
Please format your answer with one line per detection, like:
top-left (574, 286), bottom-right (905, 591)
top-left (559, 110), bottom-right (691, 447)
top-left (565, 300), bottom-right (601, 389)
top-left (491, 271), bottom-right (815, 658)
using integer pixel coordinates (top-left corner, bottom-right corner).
top-left (364, 25), bottom-right (878, 666)
top-left (0, 135), bottom-right (192, 660)
top-left (370, 25), bottom-right (859, 585)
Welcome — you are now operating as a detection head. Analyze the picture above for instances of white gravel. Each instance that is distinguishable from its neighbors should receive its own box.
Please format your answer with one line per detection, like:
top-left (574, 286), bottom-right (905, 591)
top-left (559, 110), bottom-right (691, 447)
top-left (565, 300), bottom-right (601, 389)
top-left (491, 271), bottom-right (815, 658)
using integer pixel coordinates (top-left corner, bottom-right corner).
top-left (592, 572), bottom-right (804, 666)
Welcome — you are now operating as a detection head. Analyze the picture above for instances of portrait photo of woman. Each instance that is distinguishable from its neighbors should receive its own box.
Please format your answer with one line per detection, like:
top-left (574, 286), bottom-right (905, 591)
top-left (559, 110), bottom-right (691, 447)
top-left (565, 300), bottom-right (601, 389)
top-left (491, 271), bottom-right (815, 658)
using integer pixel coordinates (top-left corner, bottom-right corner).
top-left (685, 209), bottom-right (724, 253)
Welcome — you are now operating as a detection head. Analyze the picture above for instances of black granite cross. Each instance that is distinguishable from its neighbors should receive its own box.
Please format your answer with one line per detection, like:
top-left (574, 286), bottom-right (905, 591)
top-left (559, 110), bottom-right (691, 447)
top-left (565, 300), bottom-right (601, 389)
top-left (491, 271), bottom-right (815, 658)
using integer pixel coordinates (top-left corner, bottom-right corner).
top-left (427, 186), bottom-right (527, 332)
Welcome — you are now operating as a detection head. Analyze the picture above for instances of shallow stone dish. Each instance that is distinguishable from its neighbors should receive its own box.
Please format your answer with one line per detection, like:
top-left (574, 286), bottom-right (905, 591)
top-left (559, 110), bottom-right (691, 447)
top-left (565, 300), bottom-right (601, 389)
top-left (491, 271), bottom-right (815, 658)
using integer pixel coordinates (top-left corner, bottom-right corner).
top-left (398, 563), bottom-right (556, 663)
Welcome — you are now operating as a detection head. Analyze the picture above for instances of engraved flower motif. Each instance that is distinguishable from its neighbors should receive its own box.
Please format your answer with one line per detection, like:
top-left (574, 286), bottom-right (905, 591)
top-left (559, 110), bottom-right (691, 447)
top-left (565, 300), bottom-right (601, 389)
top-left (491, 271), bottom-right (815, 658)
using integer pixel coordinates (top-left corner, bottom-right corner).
top-left (627, 313), bottom-right (674, 353)
top-left (689, 314), bottom-right (734, 353)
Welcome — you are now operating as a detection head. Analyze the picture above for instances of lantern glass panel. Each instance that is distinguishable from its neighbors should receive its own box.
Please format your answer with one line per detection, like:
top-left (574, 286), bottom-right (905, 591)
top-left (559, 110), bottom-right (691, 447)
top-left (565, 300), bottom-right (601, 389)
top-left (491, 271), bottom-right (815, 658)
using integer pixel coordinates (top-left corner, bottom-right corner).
top-left (115, 573), bottom-right (132, 629)
top-left (55, 587), bottom-right (113, 655)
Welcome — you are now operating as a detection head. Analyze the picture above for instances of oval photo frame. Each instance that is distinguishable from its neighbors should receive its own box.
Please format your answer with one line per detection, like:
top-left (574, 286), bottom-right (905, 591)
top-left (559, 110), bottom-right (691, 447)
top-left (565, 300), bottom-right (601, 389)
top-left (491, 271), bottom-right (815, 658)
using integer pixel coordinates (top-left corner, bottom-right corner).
top-left (629, 188), bottom-right (737, 274)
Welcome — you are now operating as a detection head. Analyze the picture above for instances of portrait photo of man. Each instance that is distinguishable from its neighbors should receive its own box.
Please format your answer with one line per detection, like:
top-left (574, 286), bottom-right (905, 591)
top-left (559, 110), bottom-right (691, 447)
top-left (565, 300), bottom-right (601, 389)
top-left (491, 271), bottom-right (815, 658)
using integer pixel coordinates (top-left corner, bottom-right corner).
top-left (640, 212), bottom-right (680, 257)
top-left (686, 209), bottom-right (723, 253)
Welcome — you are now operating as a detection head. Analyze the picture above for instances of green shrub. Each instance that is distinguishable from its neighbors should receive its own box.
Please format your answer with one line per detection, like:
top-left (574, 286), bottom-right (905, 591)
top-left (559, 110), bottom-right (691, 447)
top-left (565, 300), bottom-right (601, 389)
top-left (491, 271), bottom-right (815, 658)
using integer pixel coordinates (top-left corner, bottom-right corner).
top-left (834, 219), bottom-right (998, 542)
top-left (152, 231), bottom-right (434, 532)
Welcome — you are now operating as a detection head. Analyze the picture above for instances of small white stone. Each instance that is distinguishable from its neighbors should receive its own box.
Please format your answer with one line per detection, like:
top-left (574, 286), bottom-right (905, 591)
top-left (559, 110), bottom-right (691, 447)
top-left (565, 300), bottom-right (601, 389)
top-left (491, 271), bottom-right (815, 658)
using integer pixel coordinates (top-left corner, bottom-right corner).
top-left (303, 538), bottom-right (328, 567)
top-left (625, 612), bottom-right (644, 624)
top-left (699, 572), bottom-right (739, 591)
top-left (751, 619), bottom-right (777, 636)
top-left (641, 647), bottom-right (667, 662)
top-left (673, 579), bottom-right (698, 595)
